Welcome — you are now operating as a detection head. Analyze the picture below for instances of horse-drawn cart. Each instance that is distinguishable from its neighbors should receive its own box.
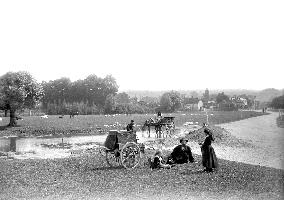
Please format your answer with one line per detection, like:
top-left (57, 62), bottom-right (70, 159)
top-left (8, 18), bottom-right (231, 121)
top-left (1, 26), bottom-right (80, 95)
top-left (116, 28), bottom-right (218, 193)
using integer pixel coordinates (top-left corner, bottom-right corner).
top-left (101, 130), bottom-right (144, 169)
top-left (143, 116), bottom-right (175, 138)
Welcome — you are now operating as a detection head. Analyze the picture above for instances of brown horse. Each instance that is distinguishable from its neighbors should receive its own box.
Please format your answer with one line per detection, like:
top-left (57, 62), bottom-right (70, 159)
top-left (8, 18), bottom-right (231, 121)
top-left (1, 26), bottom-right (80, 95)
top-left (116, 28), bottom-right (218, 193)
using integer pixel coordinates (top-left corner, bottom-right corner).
top-left (142, 119), bottom-right (153, 137)
top-left (142, 118), bottom-right (163, 138)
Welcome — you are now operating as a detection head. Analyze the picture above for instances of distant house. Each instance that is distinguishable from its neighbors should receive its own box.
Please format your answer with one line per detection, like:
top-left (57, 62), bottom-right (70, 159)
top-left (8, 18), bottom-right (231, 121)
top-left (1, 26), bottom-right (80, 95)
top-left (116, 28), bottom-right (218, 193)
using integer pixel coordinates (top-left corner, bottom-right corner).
top-left (184, 96), bottom-right (199, 111)
top-left (198, 100), bottom-right (203, 111)
top-left (207, 100), bottom-right (217, 110)
top-left (231, 96), bottom-right (248, 109)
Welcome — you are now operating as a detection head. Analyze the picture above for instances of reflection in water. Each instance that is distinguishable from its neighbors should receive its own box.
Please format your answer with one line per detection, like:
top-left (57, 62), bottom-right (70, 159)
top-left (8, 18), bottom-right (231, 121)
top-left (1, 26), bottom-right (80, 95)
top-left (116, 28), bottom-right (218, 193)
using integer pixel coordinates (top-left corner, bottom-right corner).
top-left (0, 137), bottom-right (17, 152)
top-left (0, 135), bottom-right (107, 159)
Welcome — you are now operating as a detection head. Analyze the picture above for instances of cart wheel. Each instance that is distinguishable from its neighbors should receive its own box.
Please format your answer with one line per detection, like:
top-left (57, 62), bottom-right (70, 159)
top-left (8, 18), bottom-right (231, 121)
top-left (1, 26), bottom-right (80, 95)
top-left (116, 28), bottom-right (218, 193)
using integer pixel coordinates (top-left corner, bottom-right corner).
top-left (105, 149), bottom-right (121, 168)
top-left (120, 142), bottom-right (141, 169)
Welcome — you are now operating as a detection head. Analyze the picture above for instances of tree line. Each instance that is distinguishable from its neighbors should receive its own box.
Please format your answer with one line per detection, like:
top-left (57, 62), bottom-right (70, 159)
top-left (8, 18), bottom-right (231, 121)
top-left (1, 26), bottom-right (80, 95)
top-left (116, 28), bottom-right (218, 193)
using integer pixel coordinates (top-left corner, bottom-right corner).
top-left (1, 71), bottom-right (283, 127)
top-left (41, 75), bottom-right (118, 115)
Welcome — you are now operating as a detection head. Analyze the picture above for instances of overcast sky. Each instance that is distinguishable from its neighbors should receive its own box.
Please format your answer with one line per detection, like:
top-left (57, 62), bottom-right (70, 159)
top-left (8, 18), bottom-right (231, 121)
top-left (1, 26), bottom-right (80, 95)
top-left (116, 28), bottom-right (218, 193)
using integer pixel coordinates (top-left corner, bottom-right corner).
top-left (0, 0), bottom-right (283, 91)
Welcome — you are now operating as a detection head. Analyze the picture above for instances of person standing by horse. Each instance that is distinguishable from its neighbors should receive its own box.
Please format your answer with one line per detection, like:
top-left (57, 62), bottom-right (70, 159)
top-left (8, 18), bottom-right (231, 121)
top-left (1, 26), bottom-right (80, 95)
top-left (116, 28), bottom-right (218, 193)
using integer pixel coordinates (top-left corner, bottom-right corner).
top-left (157, 111), bottom-right (162, 121)
top-left (155, 112), bottom-right (163, 138)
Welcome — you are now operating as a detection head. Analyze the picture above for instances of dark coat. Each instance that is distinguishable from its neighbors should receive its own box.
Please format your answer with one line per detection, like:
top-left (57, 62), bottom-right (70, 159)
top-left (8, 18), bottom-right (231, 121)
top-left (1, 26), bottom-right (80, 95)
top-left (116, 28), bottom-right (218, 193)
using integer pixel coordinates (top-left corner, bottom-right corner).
top-left (201, 135), bottom-right (218, 169)
top-left (152, 155), bottom-right (163, 169)
top-left (126, 123), bottom-right (134, 131)
top-left (170, 144), bottom-right (195, 164)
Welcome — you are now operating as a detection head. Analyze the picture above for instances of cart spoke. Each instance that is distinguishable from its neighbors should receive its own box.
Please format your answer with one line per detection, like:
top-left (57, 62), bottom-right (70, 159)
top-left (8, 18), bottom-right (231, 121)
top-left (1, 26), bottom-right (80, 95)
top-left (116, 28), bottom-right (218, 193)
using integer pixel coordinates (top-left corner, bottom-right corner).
top-left (121, 142), bottom-right (141, 169)
top-left (105, 150), bottom-right (121, 167)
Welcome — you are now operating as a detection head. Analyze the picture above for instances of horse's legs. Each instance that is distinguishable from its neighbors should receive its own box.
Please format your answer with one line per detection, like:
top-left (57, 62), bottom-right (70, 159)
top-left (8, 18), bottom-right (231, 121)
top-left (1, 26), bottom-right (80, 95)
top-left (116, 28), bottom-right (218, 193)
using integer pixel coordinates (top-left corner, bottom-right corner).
top-left (155, 126), bottom-right (158, 138)
top-left (156, 126), bottom-right (161, 138)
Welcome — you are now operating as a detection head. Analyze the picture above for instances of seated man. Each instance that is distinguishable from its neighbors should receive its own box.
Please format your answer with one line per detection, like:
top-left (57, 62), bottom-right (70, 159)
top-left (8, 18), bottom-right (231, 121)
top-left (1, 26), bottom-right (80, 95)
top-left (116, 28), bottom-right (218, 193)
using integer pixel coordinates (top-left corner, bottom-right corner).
top-left (126, 120), bottom-right (135, 132)
top-left (167, 137), bottom-right (195, 164)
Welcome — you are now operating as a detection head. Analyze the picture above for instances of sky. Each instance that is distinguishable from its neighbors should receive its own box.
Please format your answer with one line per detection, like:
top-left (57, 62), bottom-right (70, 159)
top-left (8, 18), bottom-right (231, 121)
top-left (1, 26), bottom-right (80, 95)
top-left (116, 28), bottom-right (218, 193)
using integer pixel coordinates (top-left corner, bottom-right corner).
top-left (0, 0), bottom-right (283, 92)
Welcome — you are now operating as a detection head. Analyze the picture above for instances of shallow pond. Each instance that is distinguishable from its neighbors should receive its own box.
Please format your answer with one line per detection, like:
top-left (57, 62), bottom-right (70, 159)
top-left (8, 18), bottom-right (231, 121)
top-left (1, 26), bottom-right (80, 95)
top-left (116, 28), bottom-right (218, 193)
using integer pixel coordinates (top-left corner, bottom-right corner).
top-left (0, 131), bottom-right (161, 159)
top-left (0, 135), bottom-right (108, 159)
top-left (0, 126), bottom-right (200, 160)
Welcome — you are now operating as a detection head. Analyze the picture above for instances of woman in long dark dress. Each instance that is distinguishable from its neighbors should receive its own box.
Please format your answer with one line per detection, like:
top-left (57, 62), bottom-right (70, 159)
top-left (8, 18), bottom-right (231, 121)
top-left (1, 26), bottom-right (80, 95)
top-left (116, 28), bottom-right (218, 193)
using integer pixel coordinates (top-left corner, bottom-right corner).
top-left (200, 128), bottom-right (218, 172)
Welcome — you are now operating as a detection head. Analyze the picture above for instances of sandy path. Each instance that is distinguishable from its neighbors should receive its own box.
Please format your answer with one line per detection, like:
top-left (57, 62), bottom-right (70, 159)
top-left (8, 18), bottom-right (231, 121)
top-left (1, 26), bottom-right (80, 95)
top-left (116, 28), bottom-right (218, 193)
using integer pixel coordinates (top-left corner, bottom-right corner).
top-left (207, 112), bottom-right (284, 169)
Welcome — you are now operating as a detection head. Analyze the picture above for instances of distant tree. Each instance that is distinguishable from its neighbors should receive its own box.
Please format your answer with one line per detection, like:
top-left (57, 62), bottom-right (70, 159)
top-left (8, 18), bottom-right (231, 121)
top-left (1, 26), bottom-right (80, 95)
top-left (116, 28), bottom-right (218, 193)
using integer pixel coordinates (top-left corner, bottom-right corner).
top-left (0, 96), bottom-right (9, 117)
top-left (140, 96), bottom-right (159, 107)
top-left (101, 75), bottom-right (119, 104)
top-left (104, 94), bottom-right (116, 114)
top-left (270, 95), bottom-right (284, 109)
top-left (41, 77), bottom-right (72, 110)
top-left (0, 71), bottom-right (43, 126)
top-left (41, 74), bottom-right (118, 114)
top-left (216, 92), bottom-right (230, 104)
top-left (160, 91), bottom-right (182, 112)
top-left (115, 92), bottom-right (130, 104)
top-left (84, 74), bottom-right (118, 107)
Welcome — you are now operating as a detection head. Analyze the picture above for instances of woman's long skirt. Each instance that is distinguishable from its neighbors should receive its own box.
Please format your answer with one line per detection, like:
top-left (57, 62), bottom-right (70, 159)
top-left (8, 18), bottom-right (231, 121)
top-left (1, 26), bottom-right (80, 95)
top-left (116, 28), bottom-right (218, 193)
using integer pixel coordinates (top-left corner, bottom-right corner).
top-left (201, 145), bottom-right (218, 169)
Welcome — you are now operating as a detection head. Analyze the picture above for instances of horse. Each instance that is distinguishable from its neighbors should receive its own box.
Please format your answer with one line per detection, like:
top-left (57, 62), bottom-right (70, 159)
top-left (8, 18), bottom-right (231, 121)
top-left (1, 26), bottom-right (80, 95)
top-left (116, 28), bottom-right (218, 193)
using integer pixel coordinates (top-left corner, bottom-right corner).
top-left (142, 119), bottom-right (152, 138)
top-left (142, 118), bottom-right (164, 138)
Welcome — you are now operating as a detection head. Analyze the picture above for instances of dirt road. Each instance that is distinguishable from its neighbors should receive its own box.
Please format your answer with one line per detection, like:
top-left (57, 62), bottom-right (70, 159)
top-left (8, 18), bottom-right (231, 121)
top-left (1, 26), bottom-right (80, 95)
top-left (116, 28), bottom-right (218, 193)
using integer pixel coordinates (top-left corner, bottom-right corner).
top-left (211, 112), bottom-right (284, 169)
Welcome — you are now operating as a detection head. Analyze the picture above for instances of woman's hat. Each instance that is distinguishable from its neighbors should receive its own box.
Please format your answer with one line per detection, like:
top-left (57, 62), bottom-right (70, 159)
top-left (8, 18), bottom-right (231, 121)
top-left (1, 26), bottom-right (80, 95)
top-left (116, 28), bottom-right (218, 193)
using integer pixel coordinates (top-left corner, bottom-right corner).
top-left (180, 137), bottom-right (189, 143)
top-left (204, 128), bottom-right (212, 135)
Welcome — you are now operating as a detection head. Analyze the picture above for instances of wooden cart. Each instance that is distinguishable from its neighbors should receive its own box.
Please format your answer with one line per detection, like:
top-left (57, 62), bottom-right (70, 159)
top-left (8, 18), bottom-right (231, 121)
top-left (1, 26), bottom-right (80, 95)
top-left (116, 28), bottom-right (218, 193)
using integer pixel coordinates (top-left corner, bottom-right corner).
top-left (102, 130), bottom-right (144, 169)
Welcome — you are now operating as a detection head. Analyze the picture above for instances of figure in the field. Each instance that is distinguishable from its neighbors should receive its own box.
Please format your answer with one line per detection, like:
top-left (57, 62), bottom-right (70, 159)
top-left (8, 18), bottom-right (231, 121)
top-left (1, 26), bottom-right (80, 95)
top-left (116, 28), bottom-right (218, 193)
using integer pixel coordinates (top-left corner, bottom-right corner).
top-left (126, 120), bottom-right (135, 132)
top-left (155, 111), bottom-right (163, 138)
top-left (199, 128), bottom-right (218, 172)
top-left (167, 137), bottom-right (195, 164)
top-left (149, 149), bottom-right (172, 169)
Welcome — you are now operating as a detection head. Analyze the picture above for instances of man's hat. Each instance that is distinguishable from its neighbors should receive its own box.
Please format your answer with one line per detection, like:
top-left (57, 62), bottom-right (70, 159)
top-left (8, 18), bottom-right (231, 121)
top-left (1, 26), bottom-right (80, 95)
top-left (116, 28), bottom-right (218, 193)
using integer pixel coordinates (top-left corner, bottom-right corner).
top-left (180, 137), bottom-right (189, 143)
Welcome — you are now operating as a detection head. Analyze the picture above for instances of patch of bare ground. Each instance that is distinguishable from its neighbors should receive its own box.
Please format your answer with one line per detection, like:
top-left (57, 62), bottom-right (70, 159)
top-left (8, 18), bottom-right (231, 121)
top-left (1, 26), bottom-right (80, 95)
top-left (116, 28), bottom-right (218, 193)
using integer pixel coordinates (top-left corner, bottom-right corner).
top-left (0, 150), bottom-right (283, 200)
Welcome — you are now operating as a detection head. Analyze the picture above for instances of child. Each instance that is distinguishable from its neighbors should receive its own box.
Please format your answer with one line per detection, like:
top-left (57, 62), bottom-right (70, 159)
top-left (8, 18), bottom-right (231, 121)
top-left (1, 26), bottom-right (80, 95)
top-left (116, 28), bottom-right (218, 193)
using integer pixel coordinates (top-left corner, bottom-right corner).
top-left (151, 149), bottom-right (171, 169)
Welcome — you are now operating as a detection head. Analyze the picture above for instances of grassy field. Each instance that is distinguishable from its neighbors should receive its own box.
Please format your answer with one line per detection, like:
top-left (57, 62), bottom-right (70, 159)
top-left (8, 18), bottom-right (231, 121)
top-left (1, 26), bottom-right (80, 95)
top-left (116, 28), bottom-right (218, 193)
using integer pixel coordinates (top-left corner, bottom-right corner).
top-left (0, 150), bottom-right (283, 200)
top-left (0, 111), bottom-right (266, 137)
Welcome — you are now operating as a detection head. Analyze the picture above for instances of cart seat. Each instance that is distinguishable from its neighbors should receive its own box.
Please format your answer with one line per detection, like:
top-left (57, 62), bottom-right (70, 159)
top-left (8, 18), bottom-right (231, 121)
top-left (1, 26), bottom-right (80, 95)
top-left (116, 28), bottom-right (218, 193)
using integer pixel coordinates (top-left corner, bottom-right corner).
top-left (104, 130), bottom-right (137, 150)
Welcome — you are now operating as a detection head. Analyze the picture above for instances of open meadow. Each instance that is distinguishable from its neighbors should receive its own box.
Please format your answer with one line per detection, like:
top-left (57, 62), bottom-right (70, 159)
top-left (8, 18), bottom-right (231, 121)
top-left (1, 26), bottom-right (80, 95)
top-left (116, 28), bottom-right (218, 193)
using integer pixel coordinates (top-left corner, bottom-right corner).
top-left (0, 111), bottom-right (266, 137)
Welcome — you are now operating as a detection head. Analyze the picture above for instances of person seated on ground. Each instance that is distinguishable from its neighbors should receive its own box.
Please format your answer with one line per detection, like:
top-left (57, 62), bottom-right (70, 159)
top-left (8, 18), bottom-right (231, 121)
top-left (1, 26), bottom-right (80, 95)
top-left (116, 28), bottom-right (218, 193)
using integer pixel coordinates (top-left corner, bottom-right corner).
top-left (167, 137), bottom-right (195, 164)
top-left (126, 120), bottom-right (135, 132)
top-left (150, 149), bottom-right (171, 169)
